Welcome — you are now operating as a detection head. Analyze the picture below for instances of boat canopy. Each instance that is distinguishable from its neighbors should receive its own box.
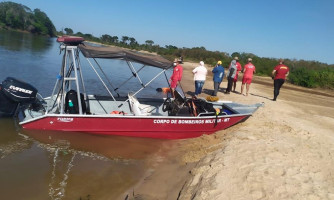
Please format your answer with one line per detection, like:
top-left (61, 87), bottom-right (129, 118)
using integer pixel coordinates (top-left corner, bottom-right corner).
top-left (78, 44), bottom-right (173, 69)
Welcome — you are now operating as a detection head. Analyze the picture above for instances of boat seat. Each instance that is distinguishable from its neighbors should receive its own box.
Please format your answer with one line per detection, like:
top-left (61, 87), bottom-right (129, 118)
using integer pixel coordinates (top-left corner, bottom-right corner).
top-left (128, 92), bottom-right (155, 116)
top-left (173, 90), bottom-right (185, 106)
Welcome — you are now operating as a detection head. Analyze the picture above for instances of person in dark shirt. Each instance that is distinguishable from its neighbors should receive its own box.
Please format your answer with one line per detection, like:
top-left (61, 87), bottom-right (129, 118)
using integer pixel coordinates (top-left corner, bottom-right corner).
top-left (212, 61), bottom-right (225, 96)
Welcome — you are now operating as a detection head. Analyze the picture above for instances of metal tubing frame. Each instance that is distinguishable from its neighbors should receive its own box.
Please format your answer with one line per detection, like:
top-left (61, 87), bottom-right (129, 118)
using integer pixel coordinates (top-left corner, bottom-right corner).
top-left (70, 47), bottom-right (83, 114)
top-left (131, 68), bottom-right (168, 97)
top-left (93, 58), bottom-right (119, 97)
top-left (114, 64), bottom-right (146, 92)
top-left (84, 57), bottom-right (168, 105)
top-left (57, 46), bottom-right (84, 114)
top-left (85, 58), bottom-right (117, 102)
top-left (126, 60), bottom-right (145, 87)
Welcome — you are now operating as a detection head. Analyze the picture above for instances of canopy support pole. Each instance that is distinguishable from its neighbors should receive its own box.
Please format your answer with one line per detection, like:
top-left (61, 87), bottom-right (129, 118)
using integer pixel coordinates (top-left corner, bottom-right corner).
top-left (114, 64), bottom-right (146, 92)
top-left (93, 58), bottom-right (120, 97)
top-left (85, 58), bottom-right (117, 102)
top-left (132, 68), bottom-right (167, 97)
top-left (126, 61), bottom-right (145, 88)
top-left (118, 68), bottom-right (168, 108)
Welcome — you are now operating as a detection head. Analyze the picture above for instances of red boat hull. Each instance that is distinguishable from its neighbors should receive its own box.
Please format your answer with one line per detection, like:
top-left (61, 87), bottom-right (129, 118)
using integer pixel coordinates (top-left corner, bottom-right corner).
top-left (21, 115), bottom-right (248, 139)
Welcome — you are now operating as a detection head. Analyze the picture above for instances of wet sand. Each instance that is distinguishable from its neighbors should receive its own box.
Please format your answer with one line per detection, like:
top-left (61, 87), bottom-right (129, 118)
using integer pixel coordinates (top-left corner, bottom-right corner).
top-left (122, 61), bottom-right (334, 200)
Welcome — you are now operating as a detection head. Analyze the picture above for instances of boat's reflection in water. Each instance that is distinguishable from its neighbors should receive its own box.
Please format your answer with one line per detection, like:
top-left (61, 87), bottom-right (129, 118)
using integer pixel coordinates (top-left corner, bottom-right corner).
top-left (23, 129), bottom-right (166, 160)
top-left (1, 122), bottom-right (168, 200)
top-left (0, 118), bottom-right (33, 158)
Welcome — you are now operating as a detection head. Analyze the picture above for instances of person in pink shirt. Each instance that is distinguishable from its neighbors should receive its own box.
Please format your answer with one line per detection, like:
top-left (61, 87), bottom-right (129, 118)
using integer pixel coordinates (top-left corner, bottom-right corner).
top-left (241, 58), bottom-right (256, 96)
top-left (232, 57), bottom-right (242, 92)
top-left (169, 59), bottom-right (183, 97)
top-left (192, 61), bottom-right (207, 96)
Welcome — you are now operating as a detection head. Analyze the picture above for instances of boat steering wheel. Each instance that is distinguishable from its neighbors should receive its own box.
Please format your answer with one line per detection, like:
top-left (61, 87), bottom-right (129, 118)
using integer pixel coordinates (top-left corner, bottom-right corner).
top-left (162, 98), bottom-right (172, 112)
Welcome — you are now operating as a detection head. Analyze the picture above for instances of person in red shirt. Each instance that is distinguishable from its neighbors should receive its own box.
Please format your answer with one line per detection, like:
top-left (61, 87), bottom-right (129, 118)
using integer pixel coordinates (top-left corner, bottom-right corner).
top-left (241, 58), bottom-right (256, 96)
top-left (272, 59), bottom-right (289, 101)
top-left (169, 59), bottom-right (183, 97)
top-left (232, 57), bottom-right (242, 92)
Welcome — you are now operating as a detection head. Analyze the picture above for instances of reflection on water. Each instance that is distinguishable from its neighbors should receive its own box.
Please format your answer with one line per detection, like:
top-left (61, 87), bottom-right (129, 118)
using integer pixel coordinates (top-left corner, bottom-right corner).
top-left (0, 30), bottom-right (60, 97)
top-left (0, 118), bottom-right (33, 158)
top-left (0, 30), bottom-right (53, 53)
top-left (24, 130), bottom-right (165, 160)
top-left (0, 118), bottom-right (167, 199)
top-left (0, 30), bottom-right (175, 200)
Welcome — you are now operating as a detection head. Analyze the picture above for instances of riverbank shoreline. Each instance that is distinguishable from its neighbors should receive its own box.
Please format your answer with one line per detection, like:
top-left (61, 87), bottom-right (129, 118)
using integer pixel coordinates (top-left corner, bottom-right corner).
top-left (122, 61), bottom-right (334, 199)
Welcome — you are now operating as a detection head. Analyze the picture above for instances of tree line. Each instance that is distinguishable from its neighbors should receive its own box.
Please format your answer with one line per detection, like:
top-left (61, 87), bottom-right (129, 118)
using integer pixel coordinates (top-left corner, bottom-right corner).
top-left (0, 1), bottom-right (56, 36)
top-left (1, 1), bottom-right (333, 89)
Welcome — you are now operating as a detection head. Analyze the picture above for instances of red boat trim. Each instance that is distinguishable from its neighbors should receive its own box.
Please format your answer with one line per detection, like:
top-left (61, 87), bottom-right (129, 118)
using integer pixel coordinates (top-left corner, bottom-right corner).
top-left (56, 36), bottom-right (85, 45)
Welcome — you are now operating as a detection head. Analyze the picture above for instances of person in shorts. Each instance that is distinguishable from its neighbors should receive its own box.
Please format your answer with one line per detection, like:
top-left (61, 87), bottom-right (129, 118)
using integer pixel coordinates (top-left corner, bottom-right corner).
top-left (241, 58), bottom-right (256, 96)
top-left (169, 59), bottom-right (183, 97)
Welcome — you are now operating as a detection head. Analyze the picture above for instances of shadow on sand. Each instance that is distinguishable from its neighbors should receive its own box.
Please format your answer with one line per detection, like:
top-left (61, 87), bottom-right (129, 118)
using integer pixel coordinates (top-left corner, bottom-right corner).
top-left (249, 93), bottom-right (273, 100)
top-left (185, 87), bottom-right (229, 97)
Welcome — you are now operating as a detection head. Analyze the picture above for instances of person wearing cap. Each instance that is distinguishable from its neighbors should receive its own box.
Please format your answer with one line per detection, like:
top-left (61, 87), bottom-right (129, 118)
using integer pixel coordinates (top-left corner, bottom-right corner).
top-left (225, 57), bottom-right (238, 94)
top-left (212, 60), bottom-right (225, 96)
top-left (241, 58), bottom-right (256, 96)
top-left (192, 61), bottom-right (207, 97)
top-left (272, 59), bottom-right (289, 101)
top-left (232, 57), bottom-right (242, 92)
top-left (169, 58), bottom-right (183, 97)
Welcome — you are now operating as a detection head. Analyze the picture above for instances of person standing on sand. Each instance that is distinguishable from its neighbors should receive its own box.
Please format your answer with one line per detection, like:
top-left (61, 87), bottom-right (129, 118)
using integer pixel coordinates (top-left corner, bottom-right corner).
top-left (272, 59), bottom-right (289, 101)
top-left (169, 58), bottom-right (183, 97)
top-left (225, 58), bottom-right (237, 94)
top-left (241, 58), bottom-right (256, 96)
top-left (212, 60), bottom-right (225, 96)
top-left (232, 57), bottom-right (242, 92)
top-left (192, 61), bottom-right (207, 97)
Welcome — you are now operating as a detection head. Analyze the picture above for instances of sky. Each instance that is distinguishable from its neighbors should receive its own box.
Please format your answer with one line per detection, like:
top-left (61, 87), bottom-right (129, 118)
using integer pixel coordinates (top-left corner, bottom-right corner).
top-left (3, 0), bottom-right (334, 64)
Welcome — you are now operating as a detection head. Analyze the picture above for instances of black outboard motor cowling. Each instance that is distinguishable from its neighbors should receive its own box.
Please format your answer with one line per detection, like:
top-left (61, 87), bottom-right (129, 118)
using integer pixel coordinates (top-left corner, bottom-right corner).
top-left (0, 84), bottom-right (19, 117)
top-left (0, 77), bottom-right (38, 117)
top-left (2, 77), bottom-right (38, 103)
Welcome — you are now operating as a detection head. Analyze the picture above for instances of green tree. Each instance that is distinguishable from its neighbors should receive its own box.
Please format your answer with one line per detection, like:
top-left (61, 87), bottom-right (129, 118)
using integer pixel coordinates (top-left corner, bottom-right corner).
top-left (129, 37), bottom-right (138, 47)
top-left (0, 2), bottom-right (56, 36)
top-left (111, 36), bottom-right (118, 43)
top-left (231, 52), bottom-right (241, 59)
top-left (101, 34), bottom-right (112, 43)
top-left (145, 40), bottom-right (154, 46)
top-left (32, 9), bottom-right (56, 36)
top-left (64, 27), bottom-right (73, 35)
top-left (121, 36), bottom-right (129, 45)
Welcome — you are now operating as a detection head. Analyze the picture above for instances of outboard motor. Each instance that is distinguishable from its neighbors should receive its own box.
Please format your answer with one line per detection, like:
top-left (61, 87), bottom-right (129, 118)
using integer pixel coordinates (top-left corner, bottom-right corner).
top-left (0, 77), bottom-right (38, 117)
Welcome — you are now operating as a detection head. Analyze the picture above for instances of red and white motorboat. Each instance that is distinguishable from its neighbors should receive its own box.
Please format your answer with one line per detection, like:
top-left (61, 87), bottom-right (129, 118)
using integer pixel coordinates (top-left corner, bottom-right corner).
top-left (0, 36), bottom-right (262, 139)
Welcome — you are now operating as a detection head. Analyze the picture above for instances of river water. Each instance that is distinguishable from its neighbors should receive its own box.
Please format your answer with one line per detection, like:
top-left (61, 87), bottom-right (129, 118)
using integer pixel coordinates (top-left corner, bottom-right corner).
top-left (0, 30), bottom-right (175, 199)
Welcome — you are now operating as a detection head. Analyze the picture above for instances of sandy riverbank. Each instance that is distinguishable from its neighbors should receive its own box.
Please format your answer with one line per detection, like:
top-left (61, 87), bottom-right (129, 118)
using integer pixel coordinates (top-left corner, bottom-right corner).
top-left (123, 61), bottom-right (334, 200)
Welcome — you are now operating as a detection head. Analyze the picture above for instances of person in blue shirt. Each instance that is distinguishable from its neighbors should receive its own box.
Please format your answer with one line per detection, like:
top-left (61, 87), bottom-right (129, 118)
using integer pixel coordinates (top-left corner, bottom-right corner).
top-left (212, 61), bottom-right (225, 96)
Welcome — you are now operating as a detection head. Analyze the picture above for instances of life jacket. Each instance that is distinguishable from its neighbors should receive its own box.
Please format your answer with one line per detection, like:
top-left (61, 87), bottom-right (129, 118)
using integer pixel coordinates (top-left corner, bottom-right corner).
top-left (162, 87), bottom-right (171, 94)
top-left (110, 111), bottom-right (125, 115)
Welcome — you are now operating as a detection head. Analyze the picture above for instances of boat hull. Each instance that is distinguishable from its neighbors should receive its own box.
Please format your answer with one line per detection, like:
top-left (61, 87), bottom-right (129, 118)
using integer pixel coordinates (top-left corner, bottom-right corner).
top-left (20, 115), bottom-right (249, 139)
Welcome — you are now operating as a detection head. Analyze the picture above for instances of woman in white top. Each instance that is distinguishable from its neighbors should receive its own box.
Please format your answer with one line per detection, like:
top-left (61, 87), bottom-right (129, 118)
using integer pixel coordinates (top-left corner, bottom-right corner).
top-left (192, 61), bottom-right (208, 96)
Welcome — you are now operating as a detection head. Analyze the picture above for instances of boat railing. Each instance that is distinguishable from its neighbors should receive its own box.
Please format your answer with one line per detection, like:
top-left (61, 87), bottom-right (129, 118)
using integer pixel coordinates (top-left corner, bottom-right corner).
top-left (197, 112), bottom-right (216, 117)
